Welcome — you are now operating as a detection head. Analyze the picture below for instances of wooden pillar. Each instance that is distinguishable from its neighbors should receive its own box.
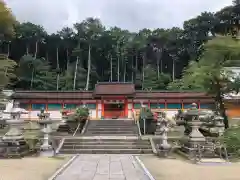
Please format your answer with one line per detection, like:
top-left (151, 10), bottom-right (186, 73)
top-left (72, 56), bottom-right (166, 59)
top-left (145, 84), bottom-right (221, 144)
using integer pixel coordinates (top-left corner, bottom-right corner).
top-left (96, 100), bottom-right (98, 119)
top-left (29, 100), bottom-right (32, 120)
top-left (124, 98), bottom-right (128, 118)
top-left (45, 101), bottom-right (48, 112)
top-left (101, 98), bottom-right (104, 118)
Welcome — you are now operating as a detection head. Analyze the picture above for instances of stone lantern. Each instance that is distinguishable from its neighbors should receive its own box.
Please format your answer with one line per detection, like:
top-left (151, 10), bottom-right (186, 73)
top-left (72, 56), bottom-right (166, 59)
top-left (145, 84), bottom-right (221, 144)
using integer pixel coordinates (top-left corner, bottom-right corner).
top-left (214, 115), bottom-right (225, 136)
top-left (38, 112), bottom-right (54, 157)
top-left (157, 115), bottom-right (172, 157)
top-left (2, 101), bottom-right (29, 157)
top-left (181, 103), bottom-right (206, 155)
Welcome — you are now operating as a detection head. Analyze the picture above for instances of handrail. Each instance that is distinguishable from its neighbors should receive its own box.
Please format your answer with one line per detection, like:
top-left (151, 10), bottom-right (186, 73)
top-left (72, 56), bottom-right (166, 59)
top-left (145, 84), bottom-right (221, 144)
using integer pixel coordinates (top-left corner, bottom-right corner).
top-left (81, 119), bottom-right (89, 135)
top-left (73, 122), bottom-right (81, 137)
top-left (55, 138), bottom-right (65, 154)
top-left (132, 110), bottom-right (142, 138)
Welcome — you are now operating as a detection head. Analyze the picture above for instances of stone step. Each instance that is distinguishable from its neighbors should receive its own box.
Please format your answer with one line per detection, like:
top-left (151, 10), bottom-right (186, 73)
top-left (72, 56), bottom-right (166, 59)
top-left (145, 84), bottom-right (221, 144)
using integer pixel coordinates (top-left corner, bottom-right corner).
top-left (89, 121), bottom-right (136, 126)
top-left (87, 126), bottom-right (137, 129)
top-left (87, 127), bottom-right (137, 130)
top-left (64, 138), bottom-right (147, 142)
top-left (59, 148), bottom-right (153, 154)
top-left (62, 144), bottom-right (151, 149)
top-left (63, 141), bottom-right (150, 145)
top-left (87, 129), bottom-right (138, 131)
top-left (85, 131), bottom-right (137, 136)
top-left (86, 129), bottom-right (137, 132)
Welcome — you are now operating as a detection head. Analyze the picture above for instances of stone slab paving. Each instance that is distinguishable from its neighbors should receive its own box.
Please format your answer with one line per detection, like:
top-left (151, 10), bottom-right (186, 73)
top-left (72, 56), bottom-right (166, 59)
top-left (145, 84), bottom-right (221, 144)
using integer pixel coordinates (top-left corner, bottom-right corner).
top-left (55, 154), bottom-right (151, 180)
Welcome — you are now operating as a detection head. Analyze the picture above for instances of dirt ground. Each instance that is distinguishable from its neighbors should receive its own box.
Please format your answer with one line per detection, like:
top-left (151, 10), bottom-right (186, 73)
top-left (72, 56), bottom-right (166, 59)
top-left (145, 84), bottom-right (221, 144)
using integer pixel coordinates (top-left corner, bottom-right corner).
top-left (140, 155), bottom-right (240, 180)
top-left (0, 156), bottom-right (70, 180)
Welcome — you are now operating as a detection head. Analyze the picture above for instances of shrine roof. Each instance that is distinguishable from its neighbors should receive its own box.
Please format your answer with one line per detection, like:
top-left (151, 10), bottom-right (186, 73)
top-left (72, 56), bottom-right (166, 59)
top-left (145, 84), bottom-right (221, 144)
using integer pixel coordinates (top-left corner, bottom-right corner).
top-left (135, 91), bottom-right (211, 98)
top-left (93, 82), bottom-right (135, 96)
top-left (12, 90), bottom-right (93, 99)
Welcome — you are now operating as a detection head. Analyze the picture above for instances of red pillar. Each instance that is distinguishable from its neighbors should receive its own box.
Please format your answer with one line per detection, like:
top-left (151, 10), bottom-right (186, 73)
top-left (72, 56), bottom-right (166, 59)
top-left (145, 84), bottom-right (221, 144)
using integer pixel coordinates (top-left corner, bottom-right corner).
top-left (124, 99), bottom-right (128, 118)
top-left (101, 99), bottom-right (104, 118)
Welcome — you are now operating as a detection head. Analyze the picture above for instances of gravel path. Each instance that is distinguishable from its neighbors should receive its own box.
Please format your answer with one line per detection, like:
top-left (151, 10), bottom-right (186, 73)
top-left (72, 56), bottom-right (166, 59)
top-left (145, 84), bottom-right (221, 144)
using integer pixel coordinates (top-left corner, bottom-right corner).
top-left (0, 156), bottom-right (68, 180)
top-left (55, 154), bottom-right (150, 180)
top-left (140, 155), bottom-right (240, 180)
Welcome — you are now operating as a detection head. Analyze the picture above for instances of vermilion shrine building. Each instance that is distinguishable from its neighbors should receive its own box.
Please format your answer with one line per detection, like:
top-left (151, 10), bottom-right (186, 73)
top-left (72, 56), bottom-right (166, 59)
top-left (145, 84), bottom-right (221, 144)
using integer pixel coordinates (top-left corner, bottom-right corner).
top-left (11, 82), bottom-right (240, 120)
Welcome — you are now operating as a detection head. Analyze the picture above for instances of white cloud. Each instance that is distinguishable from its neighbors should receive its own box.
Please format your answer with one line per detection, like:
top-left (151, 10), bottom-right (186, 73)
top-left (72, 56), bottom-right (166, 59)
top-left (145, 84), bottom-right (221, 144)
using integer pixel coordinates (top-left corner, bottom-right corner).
top-left (5, 0), bottom-right (233, 33)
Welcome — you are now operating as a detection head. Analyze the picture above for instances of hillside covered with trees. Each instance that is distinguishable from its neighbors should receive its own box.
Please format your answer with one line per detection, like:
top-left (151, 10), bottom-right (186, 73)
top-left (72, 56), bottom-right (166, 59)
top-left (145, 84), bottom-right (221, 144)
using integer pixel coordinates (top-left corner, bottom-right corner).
top-left (1, 0), bottom-right (240, 92)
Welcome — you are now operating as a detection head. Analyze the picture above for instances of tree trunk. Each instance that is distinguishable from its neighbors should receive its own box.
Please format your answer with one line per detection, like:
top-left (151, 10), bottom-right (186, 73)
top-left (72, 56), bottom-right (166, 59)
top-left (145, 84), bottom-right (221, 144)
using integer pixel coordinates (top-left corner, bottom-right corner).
top-left (7, 43), bottom-right (10, 58)
top-left (30, 68), bottom-right (34, 90)
top-left (56, 47), bottom-right (59, 90)
top-left (110, 54), bottom-right (113, 82)
top-left (46, 51), bottom-right (49, 61)
top-left (123, 60), bottom-right (126, 82)
top-left (160, 57), bottom-right (163, 74)
top-left (34, 41), bottom-right (38, 59)
top-left (142, 53), bottom-right (145, 89)
top-left (66, 48), bottom-right (69, 71)
top-left (157, 50), bottom-right (160, 79)
top-left (85, 44), bottom-right (91, 90)
top-left (215, 80), bottom-right (229, 129)
top-left (117, 44), bottom-right (120, 82)
top-left (135, 53), bottom-right (138, 81)
top-left (26, 45), bottom-right (29, 55)
top-left (73, 56), bottom-right (79, 90)
top-left (172, 57), bottom-right (175, 81)
top-left (132, 55), bottom-right (134, 82)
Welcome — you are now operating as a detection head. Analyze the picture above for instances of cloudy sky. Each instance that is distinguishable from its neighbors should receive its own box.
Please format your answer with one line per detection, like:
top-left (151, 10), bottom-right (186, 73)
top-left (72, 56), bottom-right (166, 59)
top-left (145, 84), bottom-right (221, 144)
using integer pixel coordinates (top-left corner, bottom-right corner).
top-left (5, 0), bottom-right (233, 33)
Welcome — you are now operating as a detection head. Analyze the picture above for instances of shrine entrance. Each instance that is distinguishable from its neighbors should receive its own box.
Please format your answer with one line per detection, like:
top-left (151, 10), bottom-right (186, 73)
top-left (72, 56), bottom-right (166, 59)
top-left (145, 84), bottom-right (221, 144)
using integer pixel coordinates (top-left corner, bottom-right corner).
top-left (102, 99), bottom-right (128, 119)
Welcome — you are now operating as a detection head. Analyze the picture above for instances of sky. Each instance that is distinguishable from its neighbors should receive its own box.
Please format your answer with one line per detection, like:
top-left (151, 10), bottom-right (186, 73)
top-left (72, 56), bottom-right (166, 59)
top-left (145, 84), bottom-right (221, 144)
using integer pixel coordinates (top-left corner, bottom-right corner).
top-left (5, 0), bottom-right (233, 33)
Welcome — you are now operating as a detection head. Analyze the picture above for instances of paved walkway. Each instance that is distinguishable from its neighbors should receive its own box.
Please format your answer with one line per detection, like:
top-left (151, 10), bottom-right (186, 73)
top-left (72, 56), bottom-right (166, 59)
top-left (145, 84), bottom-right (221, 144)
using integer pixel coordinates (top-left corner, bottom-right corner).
top-left (55, 154), bottom-right (151, 180)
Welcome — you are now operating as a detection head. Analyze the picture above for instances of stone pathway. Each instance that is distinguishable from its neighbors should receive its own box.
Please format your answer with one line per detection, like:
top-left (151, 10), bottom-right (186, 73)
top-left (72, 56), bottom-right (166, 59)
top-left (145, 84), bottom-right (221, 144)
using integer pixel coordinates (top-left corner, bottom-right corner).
top-left (55, 154), bottom-right (151, 180)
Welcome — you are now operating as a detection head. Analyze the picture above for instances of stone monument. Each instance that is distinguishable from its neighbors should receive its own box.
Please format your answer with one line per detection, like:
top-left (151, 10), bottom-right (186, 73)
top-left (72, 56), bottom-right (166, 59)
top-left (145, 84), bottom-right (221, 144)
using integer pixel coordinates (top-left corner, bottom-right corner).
top-left (2, 101), bottom-right (29, 157)
top-left (214, 114), bottom-right (225, 136)
top-left (38, 109), bottom-right (54, 157)
top-left (156, 114), bottom-right (173, 157)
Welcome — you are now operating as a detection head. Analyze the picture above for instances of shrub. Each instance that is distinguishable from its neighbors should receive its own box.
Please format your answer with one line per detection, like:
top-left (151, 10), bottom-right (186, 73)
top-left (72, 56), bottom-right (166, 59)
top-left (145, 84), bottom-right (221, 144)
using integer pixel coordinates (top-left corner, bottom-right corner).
top-left (67, 106), bottom-right (90, 121)
top-left (221, 127), bottom-right (240, 158)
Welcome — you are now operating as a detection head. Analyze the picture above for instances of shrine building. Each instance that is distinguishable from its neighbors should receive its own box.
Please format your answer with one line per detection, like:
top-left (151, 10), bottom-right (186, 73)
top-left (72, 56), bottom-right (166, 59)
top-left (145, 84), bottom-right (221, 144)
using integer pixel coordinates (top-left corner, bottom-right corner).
top-left (10, 82), bottom-right (240, 120)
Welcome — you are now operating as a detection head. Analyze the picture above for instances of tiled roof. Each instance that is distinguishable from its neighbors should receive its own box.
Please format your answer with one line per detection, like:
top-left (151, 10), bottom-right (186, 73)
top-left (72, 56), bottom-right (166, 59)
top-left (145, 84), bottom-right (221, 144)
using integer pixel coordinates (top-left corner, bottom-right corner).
top-left (12, 91), bottom-right (93, 99)
top-left (93, 82), bottom-right (135, 96)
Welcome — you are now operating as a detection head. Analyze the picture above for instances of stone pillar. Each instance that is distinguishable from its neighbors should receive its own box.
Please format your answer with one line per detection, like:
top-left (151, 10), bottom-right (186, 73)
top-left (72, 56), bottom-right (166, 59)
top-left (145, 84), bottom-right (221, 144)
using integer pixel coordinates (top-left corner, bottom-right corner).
top-left (188, 115), bottom-right (205, 146)
top-left (2, 102), bottom-right (29, 157)
top-left (214, 115), bottom-right (225, 136)
top-left (37, 108), bottom-right (53, 156)
top-left (40, 122), bottom-right (53, 157)
top-left (158, 115), bottom-right (171, 157)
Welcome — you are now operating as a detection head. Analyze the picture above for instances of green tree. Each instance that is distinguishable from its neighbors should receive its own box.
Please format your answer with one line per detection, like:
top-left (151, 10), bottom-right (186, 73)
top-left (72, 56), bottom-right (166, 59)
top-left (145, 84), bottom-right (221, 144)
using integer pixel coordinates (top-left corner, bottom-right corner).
top-left (0, 0), bottom-right (16, 42)
top-left (169, 36), bottom-right (240, 128)
top-left (0, 54), bottom-right (17, 88)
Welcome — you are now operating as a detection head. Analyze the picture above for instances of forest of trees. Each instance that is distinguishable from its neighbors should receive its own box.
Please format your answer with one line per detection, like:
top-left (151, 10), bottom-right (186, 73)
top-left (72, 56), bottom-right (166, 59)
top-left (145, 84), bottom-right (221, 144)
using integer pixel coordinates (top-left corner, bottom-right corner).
top-left (1, 0), bottom-right (240, 92)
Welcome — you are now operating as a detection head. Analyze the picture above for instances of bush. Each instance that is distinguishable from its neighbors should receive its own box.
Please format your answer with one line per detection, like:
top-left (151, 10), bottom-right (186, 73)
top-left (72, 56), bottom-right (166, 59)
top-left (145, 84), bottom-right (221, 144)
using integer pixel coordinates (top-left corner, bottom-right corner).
top-left (222, 127), bottom-right (240, 158)
top-left (75, 106), bottom-right (89, 117)
top-left (139, 106), bottom-right (153, 120)
top-left (139, 106), bottom-right (156, 134)
top-left (67, 106), bottom-right (89, 121)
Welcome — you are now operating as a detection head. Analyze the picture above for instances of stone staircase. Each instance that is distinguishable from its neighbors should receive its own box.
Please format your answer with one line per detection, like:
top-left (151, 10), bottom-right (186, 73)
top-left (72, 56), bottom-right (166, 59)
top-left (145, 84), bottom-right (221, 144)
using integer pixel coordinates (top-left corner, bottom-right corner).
top-left (58, 120), bottom-right (153, 154)
top-left (83, 120), bottom-right (138, 136)
top-left (59, 138), bottom-right (152, 154)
